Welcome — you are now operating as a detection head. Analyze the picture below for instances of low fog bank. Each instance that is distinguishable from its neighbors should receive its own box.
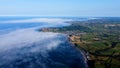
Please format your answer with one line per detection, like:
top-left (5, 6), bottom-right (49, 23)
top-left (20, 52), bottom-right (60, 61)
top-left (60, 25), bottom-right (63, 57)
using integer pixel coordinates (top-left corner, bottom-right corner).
top-left (0, 18), bottom-right (71, 26)
top-left (0, 29), bottom-right (64, 51)
top-left (0, 18), bottom-right (71, 35)
top-left (0, 28), bottom-right (86, 68)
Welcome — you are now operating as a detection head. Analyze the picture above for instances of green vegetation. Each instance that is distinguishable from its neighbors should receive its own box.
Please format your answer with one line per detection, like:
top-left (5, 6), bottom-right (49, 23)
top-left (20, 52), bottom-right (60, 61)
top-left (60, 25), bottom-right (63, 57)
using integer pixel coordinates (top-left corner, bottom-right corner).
top-left (41, 18), bottom-right (120, 68)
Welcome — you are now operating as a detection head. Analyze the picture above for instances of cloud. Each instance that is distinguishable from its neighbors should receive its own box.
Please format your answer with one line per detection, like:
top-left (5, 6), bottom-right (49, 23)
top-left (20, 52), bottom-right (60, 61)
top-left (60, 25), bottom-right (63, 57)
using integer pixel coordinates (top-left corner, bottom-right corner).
top-left (0, 28), bottom-right (66, 52)
top-left (0, 18), bottom-right (72, 35)
top-left (0, 27), bottom-right (68, 67)
top-left (0, 26), bottom-right (87, 68)
top-left (0, 18), bottom-right (72, 24)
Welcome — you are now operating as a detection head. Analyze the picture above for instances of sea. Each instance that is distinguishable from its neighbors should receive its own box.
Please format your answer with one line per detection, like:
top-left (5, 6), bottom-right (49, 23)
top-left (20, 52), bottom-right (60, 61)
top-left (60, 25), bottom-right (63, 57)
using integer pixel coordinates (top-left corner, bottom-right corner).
top-left (0, 16), bottom-right (88, 68)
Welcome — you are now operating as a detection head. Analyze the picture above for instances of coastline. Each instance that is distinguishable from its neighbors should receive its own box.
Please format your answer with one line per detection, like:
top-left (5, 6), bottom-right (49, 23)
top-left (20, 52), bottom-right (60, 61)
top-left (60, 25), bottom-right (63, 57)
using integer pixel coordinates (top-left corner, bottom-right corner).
top-left (40, 28), bottom-right (89, 68)
top-left (41, 27), bottom-right (88, 59)
top-left (68, 35), bottom-right (89, 68)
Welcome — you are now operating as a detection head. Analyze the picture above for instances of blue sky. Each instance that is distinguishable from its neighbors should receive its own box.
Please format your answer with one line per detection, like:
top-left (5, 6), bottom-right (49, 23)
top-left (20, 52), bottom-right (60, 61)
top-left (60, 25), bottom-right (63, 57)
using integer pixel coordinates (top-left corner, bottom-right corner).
top-left (0, 0), bottom-right (120, 17)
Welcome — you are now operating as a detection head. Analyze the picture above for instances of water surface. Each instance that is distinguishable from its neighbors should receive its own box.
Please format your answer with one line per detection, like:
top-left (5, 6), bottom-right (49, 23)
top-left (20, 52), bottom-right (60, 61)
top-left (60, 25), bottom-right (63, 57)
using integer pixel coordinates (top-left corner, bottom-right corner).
top-left (0, 17), bottom-right (87, 68)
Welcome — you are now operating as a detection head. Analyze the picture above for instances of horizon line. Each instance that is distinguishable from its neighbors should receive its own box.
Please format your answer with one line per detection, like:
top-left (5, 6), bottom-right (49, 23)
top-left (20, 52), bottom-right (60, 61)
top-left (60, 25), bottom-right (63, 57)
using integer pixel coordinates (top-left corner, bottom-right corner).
top-left (0, 15), bottom-right (120, 17)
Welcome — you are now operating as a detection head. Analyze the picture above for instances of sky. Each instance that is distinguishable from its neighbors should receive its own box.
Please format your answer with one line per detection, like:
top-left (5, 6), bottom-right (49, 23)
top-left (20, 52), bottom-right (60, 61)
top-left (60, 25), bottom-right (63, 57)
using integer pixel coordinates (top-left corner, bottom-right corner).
top-left (0, 0), bottom-right (120, 17)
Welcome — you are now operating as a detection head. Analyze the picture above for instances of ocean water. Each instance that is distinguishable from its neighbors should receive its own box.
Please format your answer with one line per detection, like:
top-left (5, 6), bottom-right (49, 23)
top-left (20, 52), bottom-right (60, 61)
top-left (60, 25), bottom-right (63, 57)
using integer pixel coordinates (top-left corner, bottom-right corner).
top-left (0, 17), bottom-right (87, 68)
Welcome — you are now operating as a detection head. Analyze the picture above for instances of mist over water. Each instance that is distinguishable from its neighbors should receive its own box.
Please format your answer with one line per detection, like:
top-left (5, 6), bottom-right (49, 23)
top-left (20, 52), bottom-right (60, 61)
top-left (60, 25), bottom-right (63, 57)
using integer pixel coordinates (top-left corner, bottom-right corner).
top-left (0, 17), bottom-right (87, 68)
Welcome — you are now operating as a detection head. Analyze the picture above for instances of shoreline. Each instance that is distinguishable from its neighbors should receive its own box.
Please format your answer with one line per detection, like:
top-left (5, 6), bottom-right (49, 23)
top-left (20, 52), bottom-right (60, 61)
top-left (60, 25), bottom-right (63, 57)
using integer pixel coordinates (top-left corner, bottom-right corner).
top-left (67, 35), bottom-right (89, 68)
top-left (41, 28), bottom-right (89, 68)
